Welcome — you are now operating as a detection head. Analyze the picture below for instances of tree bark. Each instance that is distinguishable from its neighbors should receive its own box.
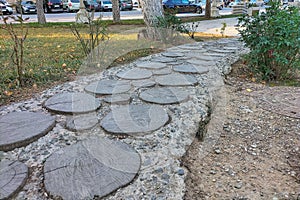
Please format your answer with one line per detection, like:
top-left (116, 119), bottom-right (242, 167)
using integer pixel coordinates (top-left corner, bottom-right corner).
top-left (112, 0), bottom-right (120, 23)
top-left (36, 0), bottom-right (46, 24)
top-left (205, 0), bottom-right (211, 18)
top-left (140, 0), bottom-right (164, 27)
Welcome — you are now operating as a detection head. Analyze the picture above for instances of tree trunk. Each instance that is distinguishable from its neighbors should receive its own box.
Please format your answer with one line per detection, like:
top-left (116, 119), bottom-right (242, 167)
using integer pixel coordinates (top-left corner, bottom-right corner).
top-left (36, 0), bottom-right (46, 24)
top-left (112, 0), bottom-right (120, 23)
top-left (140, 0), bottom-right (163, 27)
top-left (205, 0), bottom-right (211, 18)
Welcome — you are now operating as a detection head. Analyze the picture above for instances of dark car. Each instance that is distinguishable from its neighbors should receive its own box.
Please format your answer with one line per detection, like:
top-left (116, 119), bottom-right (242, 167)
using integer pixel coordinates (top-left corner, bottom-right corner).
top-left (162, 0), bottom-right (198, 13)
top-left (44, 0), bottom-right (63, 13)
top-left (83, 0), bottom-right (96, 11)
top-left (119, 0), bottom-right (133, 10)
top-left (91, 0), bottom-right (101, 11)
top-left (16, 1), bottom-right (37, 14)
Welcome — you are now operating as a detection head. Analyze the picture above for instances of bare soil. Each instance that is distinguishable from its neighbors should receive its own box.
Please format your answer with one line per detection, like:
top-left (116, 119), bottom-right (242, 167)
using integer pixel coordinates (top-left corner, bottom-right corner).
top-left (183, 61), bottom-right (300, 199)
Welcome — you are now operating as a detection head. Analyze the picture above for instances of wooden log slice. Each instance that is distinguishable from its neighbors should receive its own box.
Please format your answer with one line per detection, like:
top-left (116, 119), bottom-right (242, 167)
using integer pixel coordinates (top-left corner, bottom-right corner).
top-left (44, 136), bottom-right (141, 200)
top-left (44, 92), bottom-right (101, 114)
top-left (0, 112), bottom-right (55, 151)
top-left (0, 160), bottom-right (28, 199)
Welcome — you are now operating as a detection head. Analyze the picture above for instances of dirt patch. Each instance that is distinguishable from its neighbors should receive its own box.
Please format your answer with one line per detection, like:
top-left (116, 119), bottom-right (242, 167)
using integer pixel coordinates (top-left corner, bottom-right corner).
top-left (183, 62), bottom-right (300, 199)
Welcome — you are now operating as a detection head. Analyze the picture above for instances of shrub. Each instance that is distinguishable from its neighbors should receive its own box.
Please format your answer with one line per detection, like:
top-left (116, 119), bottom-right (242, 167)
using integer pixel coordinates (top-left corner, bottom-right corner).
top-left (238, 2), bottom-right (300, 81)
top-left (1, 15), bottom-right (29, 87)
top-left (155, 12), bottom-right (200, 39)
top-left (70, 15), bottom-right (109, 58)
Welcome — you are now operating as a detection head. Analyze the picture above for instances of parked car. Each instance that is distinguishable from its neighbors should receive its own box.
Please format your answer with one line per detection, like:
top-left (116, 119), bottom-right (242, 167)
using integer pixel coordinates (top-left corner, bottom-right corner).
top-left (0, 0), bottom-right (13, 14)
top-left (132, 0), bottom-right (139, 7)
top-left (228, 0), bottom-right (241, 7)
top-left (83, 0), bottom-right (96, 11)
top-left (62, 0), bottom-right (80, 12)
top-left (0, 2), bottom-right (7, 14)
top-left (91, 0), bottom-right (101, 11)
top-left (162, 0), bottom-right (199, 13)
top-left (198, 0), bottom-right (224, 10)
top-left (43, 0), bottom-right (63, 13)
top-left (0, 0), bottom-right (11, 7)
top-left (100, 0), bottom-right (112, 11)
top-left (119, 0), bottom-right (133, 10)
top-left (16, 1), bottom-right (37, 14)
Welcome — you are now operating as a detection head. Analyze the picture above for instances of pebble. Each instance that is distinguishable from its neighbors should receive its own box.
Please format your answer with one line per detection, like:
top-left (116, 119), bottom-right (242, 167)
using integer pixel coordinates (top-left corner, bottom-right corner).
top-left (234, 182), bottom-right (243, 189)
top-left (177, 169), bottom-right (185, 176)
top-left (214, 149), bottom-right (221, 154)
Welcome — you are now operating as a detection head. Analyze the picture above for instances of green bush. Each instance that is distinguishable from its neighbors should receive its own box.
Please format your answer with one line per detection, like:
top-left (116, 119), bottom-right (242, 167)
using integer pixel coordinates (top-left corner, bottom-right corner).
top-left (238, 2), bottom-right (300, 81)
top-left (155, 12), bottom-right (199, 39)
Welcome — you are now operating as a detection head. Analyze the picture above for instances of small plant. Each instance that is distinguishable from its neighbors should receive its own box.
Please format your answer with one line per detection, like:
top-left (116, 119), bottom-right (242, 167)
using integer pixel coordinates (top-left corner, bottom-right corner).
top-left (1, 15), bottom-right (29, 87)
top-left (238, 2), bottom-right (300, 81)
top-left (155, 12), bottom-right (199, 39)
top-left (70, 15), bottom-right (109, 58)
top-left (181, 21), bottom-right (200, 39)
top-left (220, 22), bottom-right (227, 37)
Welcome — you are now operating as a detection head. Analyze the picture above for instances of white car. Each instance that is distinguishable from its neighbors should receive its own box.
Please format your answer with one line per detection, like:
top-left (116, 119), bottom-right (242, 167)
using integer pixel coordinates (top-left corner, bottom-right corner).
top-left (62, 0), bottom-right (80, 12)
top-left (100, 0), bottom-right (112, 11)
top-left (229, 0), bottom-right (242, 7)
top-left (132, 0), bottom-right (139, 7)
top-left (0, 0), bottom-right (13, 14)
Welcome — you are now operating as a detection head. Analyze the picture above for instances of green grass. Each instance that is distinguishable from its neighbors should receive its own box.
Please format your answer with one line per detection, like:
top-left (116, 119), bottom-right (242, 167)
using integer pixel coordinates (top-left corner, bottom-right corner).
top-left (0, 15), bottom-right (240, 105)
top-left (0, 25), bottom-right (85, 104)
top-left (0, 19), bottom-right (175, 105)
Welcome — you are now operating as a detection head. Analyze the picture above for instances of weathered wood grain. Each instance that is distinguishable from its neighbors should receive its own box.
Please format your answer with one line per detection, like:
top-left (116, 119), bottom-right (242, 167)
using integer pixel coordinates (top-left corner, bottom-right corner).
top-left (0, 160), bottom-right (28, 199)
top-left (44, 92), bottom-right (101, 114)
top-left (116, 68), bottom-right (152, 80)
top-left (44, 136), bottom-right (141, 200)
top-left (100, 104), bottom-right (169, 135)
top-left (155, 74), bottom-right (198, 87)
top-left (139, 87), bottom-right (189, 105)
top-left (0, 112), bottom-right (55, 151)
top-left (84, 80), bottom-right (131, 95)
top-left (66, 113), bottom-right (98, 131)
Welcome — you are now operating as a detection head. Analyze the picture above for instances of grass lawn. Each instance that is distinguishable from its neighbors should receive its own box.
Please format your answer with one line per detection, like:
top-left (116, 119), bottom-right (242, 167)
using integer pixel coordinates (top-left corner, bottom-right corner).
top-left (0, 16), bottom-right (238, 105)
top-left (0, 20), bottom-right (150, 105)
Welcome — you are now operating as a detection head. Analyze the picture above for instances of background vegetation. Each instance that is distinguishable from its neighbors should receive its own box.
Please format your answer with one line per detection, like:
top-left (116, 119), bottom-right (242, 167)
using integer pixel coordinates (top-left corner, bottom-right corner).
top-left (238, 2), bottom-right (300, 81)
top-left (0, 20), bottom-right (147, 105)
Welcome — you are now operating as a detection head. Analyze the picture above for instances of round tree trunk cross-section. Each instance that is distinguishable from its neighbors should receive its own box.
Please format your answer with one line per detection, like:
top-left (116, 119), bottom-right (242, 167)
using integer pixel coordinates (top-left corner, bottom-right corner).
top-left (162, 52), bottom-right (184, 57)
top-left (103, 94), bottom-right (131, 104)
top-left (100, 105), bottom-right (169, 135)
top-left (44, 93), bottom-right (101, 114)
top-left (84, 80), bottom-right (131, 95)
top-left (152, 68), bottom-right (172, 76)
top-left (203, 52), bottom-right (227, 57)
top-left (155, 74), bottom-right (198, 86)
top-left (44, 136), bottom-right (141, 200)
top-left (191, 55), bottom-right (216, 61)
top-left (135, 61), bottom-right (167, 70)
top-left (116, 68), bottom-right (153, 80)
top-left (66, 113), bottom-right (98, 132)
top-left (151, 57), bottom-right (176, 63)
top-left (0, 160), bottom-right (28, 199)
top-left (173, 64), bottom-right (209, 74)
top-left (131, 79), bottom-right (156, 88)
top-left (139, 87), bottom-right (189, 105)
top-left (0, 112), bottom-right (55, 151)
top-left (210, 48), bottom-right (235, 53)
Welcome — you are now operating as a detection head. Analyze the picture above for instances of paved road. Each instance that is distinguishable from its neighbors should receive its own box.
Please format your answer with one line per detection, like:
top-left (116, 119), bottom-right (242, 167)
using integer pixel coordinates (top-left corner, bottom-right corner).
top-left (19, 9), bottom-right (143, 23)
top-left (2, 7), bottom-right (233, 23)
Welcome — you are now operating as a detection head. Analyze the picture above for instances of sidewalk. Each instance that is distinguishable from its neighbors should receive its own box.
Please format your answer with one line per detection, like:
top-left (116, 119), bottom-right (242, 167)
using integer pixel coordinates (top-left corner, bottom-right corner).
top-left (194, 17), bottom-right (239, 37)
